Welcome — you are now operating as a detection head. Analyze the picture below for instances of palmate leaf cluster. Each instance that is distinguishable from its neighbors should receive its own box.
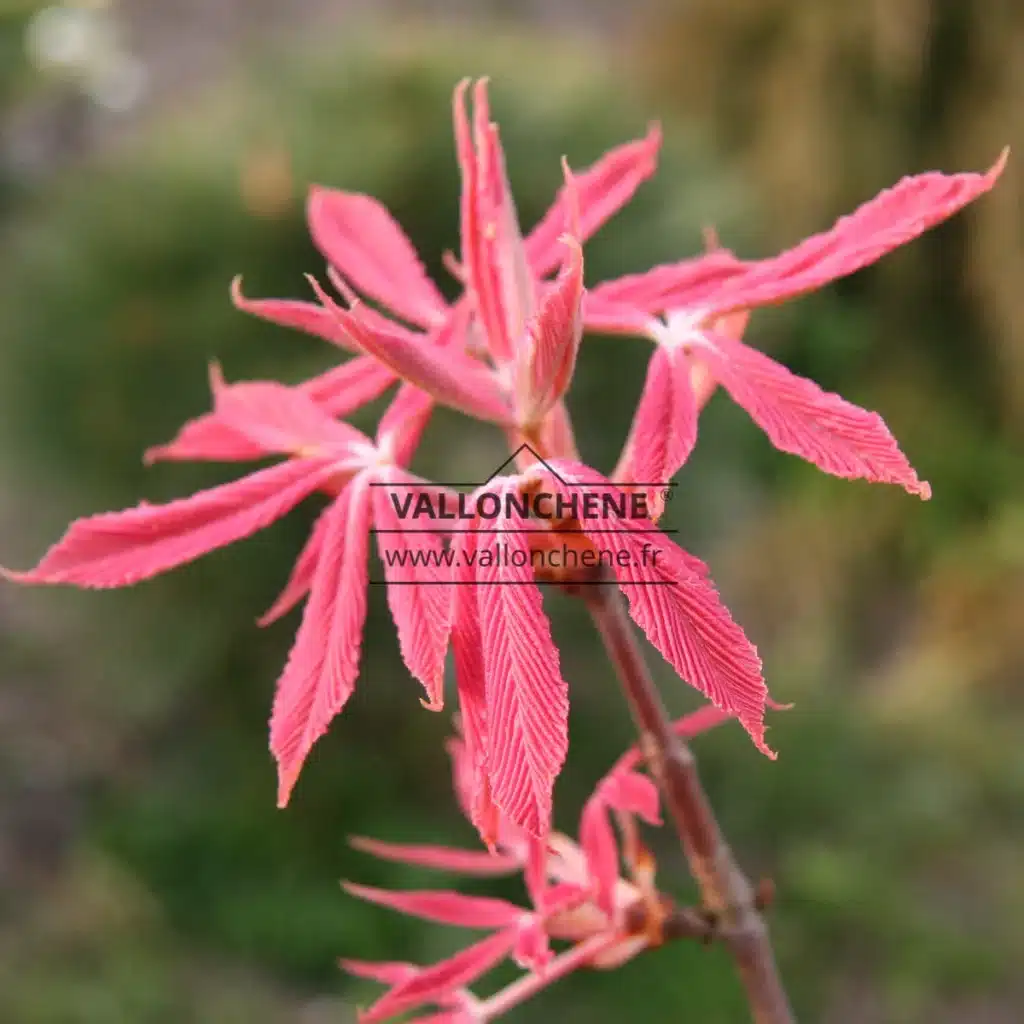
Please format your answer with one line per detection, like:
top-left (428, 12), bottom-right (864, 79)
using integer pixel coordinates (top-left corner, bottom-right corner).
top-left (1, 24), bottom-right (1020, 1024)
top-left (0, 26), bottom-right (751, 1023)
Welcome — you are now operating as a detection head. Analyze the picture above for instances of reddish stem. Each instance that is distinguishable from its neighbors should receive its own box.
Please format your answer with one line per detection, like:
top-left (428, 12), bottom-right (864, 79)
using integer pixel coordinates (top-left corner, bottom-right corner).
top-left (584, 576), bottom-right (795, 1024)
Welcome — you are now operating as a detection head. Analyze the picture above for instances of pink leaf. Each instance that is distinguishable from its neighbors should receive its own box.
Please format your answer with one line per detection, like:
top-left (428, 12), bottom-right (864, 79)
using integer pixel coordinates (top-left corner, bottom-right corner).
top-left (210, 371), bottom-right (370, 457)
top-left (581, 296), bottom-right (657, 337)
top-left (343, 881), bottom-right (524, 931)
top-left (517, 233), bottom-right (585, 426)
top-left (626, 574), bottom-right (771, 756)
top-left (341, 961), bottom-right (475, 1021)
top-left (145, 365), bottom-right (384, 467)
top-left (546, 462), bottom-right (773, 754)
top-left (480, 104), bottom-right (535, 347)
top-left (697, 333), bottom-right (931, 497)
top-left (579, 792), bottom-right (619, 918)
top-left (588, 249), bottom-right (746, 318)
top-left (231, 275), bottom-right (359, 352)
top-left (620, 557), bottom-right (772, 756)
top-left (603, 770), bottom-right (660, 826)
top-left (348, 835), bottom-right (521, 877)
top-left (579, 769), bottom-right (657, 918)
top-left (143, 411), bottom-right (267, 465)
top-left (257, 502), bottom-right (332, 627)
top-left (373, 303), bottom-right (469, 466)
top-left (526, 123), bottom-right (663, 276)
top-left (615, 345), bottom-right (698, 512)
top-left (453, 79), bottom-right (509, 365)
top-left (405, 1013), bottom-right (473, 1024)
top-left (301, 357), bottom-right (398, 418)
top-left (307, 276), bottom-right (511, 425)
top-left (477, 499), bottom-right (570, 838)
top-left (360, 929), bottom-right (518, 1024)
top-left (306, 187), bottom-right (447, 328)
top-left (707, 151), bottom-right (1008, 313)
top-left (375, 384), bottom-right (435, 469)
top-left (270, 474), bottom-right (373, 806)
top-left (537, 398), bottom-right (581, 463)
top-left (453, 78), bottom-right (531, 365)
top-left (512, 915), bottom-right (554, 972)
top-left (523, 834), bottom-right (550, 914)
top-left (340, 958), bottom-right (419, 986)
top-left (447, 526), bottom-right (501, 848)
top-left (5, 458), bottom-right (337, 589)
top-left (372, 467), bottom-right (451, 709)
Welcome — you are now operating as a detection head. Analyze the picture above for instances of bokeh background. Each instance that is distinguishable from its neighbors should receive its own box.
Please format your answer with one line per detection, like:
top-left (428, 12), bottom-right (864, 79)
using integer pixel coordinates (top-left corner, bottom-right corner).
top-left (0, 2), bottom-right (1021, 1021)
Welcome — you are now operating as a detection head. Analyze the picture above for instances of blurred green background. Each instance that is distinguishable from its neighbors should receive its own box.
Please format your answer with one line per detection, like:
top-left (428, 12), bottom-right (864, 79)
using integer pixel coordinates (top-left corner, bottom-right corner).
top-left (0, 2), bottom-right (1021, 1022)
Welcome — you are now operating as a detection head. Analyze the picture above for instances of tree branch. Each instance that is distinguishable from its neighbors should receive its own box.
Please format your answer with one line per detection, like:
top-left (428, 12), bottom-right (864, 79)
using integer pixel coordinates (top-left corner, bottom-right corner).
top-left (583, 574), bottom-right (795, 1024)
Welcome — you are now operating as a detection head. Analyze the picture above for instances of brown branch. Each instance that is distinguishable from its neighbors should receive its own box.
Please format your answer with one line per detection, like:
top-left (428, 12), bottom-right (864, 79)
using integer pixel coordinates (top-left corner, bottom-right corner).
top-left (582, 575), bottom-right (795, 1024)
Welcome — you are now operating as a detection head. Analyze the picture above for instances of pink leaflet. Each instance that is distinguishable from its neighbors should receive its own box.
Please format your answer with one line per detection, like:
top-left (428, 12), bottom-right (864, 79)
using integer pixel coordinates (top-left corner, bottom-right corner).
top-left (306, 186), bottom-right (448, 328)
top-left (705, 151), bottom-right (1009, 315)
top-left (146, 358), bottom-right (394, 468)
top-left (341, 960), bottom-right (473, 1018)
top-left (4, 458), bottom-right (338, 589)
top-left (405, 1013), bottom-right (473, 1024)
top-left (545, 461), bottom-right (773, 755)
top-left (476, 498), bottom-right (570, 838)
top-left (210, 370), bottom-right (370, 457)
top-left (453, 79), bottom-right (511, 366)
top-left (602, 769), bottom-right (661, 826)
top-left (373, 304), bottom-right (472, 467)
top-left (301, 356), bottom-right (398, 418)
top-left (447, 526), bottom-right (500, 848)
top-left (360, 928), bottom-right (518, 1024)
top-left (348, 835), bottom-right (521, 877)
top-left (587, 249), bottom-right (746, 318)
top-left (697, 331), bottom-right (931, 498)
top-left (231, 275), bottom-right (358, 352)
top-left (522, 835), bottom-right (550, 916)
top-left (143, 411), bottom-right (266, 465)
top-left (307, 276), bottom-right (511, 426)
top-left (618, 556), bottom-right (772, 756)
top-left (581, 296), bottom-right (656, 337)
top-left (343, 881), bottom-right (524, 931)
top-left (270, 473), bottom-right (374, 807)
top-left (512, 917), bottom-right (554, 973)
top-left (373, 303), bottom-right (470, 466)
top-left (526, 123), bottom-right (663, 277)
top-left (372, 468), bottom-right (450, 710)
top-left (327, 264), bottom-right (439, 346)
top-left (614, 344), bottom-right (698, 510)
top-left (517, 234), bottom-right (585, 427)
top-left (374, 301), bottom-right (473, 466)
top-left (536, 399), bottom-right (581, 463)
top-left (470, 80), bottom-right (524, 355)
top-left (481, 110), bottom-right (535, 349)
top-left (340, 958), bottom-right (419, 986)
top-left (622, 553), bottom-right (771, 754)
top-left (376, 383), bottom-right (436, 469)
top-left (579, 769), bottom-right (659, 918)
top-left (579, 790), bottom-right (619, 919)
top-left (257, 502), bottom-right (331, 627)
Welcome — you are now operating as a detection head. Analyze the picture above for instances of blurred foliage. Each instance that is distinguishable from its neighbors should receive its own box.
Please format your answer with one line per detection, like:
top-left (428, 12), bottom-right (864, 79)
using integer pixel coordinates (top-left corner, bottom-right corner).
top-left (0, 16), bottom-right (1022, 1024)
